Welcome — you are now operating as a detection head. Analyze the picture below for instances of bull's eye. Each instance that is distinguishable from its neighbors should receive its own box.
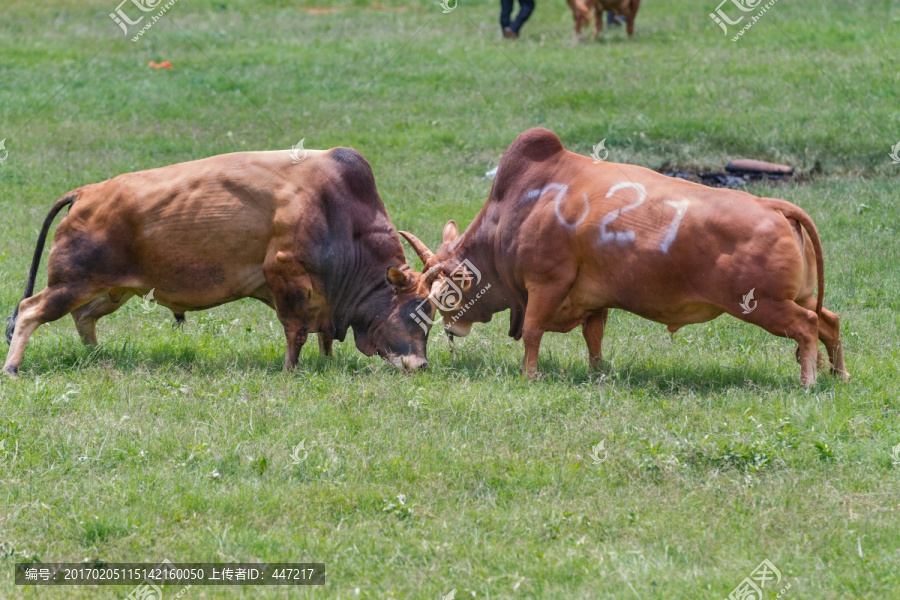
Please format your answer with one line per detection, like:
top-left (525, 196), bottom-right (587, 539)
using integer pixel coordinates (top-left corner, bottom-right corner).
top-left (402, 297), bottom-right (435, 330)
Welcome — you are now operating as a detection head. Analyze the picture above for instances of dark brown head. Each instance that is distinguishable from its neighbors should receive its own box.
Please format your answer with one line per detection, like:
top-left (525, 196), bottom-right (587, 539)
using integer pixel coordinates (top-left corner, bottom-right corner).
top-left (354, 263), bottom-right (435, 371)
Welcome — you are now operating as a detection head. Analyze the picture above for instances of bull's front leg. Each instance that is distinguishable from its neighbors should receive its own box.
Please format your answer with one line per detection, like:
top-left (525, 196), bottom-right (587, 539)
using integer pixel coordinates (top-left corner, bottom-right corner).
top-left (317, 333), bottom-right (334, 358)
top-left (521, 284), bottom-right (576, 380)
top-left (520, 275), bottom-right (577, 379)
top-left (265, 259), bottom-right (312, 370)
top-left (522, 328), bottom-right (545, 380)
top-left (282, 319), bottom-right (308, 369)
top-left (273, 292), bottom-right (308, 369)
top-left (582, 308), bottom-right (609, 371)
top-left (567, 0), bottom-right (588, 42)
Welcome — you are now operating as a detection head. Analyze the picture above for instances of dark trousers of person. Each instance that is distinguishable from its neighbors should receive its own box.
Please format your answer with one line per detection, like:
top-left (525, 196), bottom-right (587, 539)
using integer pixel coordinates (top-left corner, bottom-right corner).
top-left (500, 0), bottom-right (535, 35)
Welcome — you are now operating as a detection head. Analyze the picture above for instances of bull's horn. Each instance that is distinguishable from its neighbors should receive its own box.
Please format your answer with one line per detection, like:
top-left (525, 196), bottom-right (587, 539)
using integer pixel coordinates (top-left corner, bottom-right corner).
top-left (423, 264), bottom-right (443, 286)
top-left (399, 231), bottom-right (434, 266)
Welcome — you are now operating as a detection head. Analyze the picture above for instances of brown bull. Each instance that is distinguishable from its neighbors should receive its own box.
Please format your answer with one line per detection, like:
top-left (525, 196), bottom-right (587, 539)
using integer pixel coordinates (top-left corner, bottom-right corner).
top-left (567, 0), bottom-right (642, 40)
top-left (4, 146), bottom-right (434, 375)
top-left (401, 128), bottom-right (849, 385)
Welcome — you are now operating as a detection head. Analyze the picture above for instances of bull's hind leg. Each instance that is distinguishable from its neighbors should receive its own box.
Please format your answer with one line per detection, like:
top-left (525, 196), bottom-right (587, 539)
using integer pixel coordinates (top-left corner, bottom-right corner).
top-left (818, 308), bottom-right (849, 380)
top-left (4, 284), bottom-right (109, 375)
top-left (739, 299), bottom-right (819, 386)
top-left (582, 308), bottom-right (609, 371)
top-left (592, 4), bottom-right (604, 39)
top-left (71, 292), bottom-right (134, 345)
top-left (797, 298), bottom-right (850, 380)
top-left (626, 0), bottom-right (641, 36)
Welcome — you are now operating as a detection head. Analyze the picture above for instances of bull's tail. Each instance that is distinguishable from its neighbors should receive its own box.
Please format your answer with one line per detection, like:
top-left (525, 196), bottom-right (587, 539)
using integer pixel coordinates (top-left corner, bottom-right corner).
top-left (5, 193), bottom-right (77, 344)
top-left (760, 197), bottom-right (824, 315)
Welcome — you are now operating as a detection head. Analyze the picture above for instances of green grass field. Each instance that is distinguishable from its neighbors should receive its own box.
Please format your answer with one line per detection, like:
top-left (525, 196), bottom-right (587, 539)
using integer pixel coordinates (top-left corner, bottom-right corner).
top-left (1, 0), bottom-right (899, 598)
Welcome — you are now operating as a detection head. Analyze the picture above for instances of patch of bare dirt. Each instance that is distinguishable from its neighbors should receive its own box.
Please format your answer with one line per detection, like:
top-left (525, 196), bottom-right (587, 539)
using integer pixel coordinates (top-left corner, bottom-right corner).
top-left (301, 7), bottom-right (343, 15)
top-left (657, 161), bottom-right (820, 189)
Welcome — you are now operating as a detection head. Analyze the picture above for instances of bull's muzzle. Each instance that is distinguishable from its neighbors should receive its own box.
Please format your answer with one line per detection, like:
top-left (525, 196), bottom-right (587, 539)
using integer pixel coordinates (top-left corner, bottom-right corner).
top-left (401, 355), bottom-right (429, 372)
top-left (384, 354), bottom-right (430, 372)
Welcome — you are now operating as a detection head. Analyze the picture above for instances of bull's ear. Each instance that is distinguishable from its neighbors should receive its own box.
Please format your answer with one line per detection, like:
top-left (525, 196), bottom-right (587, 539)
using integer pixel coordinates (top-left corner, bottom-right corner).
top-left (386, 266), bottom-right (410, 288)
top-left (442, 220), bottom-right (460, 244)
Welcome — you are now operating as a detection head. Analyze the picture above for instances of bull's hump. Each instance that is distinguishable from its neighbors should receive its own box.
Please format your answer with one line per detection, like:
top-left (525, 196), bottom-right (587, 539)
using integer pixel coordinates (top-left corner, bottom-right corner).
top-left (507, 128), bottom-right (565, 163)
top-left (327, 147), bottom-right (382, 205)
top-left (489, 129), bottom-right (566, 204)
top-left (330, 146), bottom-right (366, 165)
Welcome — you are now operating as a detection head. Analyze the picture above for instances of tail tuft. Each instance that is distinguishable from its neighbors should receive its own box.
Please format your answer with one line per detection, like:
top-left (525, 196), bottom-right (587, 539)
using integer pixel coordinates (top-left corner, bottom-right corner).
top-left (5, 309), bottom-right (17, 344)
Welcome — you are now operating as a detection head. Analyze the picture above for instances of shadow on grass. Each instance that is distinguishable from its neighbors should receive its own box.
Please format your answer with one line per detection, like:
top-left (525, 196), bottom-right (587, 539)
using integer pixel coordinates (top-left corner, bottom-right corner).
top-left (437, 349), bottom-right (837, 394)
top-left (12, 337), bottom-right (369, 378)
top-left (10, 333), bottom-right (847, 396)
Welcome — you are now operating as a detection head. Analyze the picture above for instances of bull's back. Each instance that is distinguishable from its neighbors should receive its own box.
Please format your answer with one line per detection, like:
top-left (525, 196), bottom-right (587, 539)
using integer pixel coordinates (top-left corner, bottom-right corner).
top-left (48, 151), bottom-right (329, 303)
top-left (518, 160), bottom-right (803, 319)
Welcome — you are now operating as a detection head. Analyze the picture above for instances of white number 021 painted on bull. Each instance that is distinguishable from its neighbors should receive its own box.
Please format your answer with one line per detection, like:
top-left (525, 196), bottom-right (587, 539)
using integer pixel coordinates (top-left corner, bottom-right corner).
top-left (600, 182), bottom-right (647, 245)
top-left (600, 182), bottom-right (689, 254)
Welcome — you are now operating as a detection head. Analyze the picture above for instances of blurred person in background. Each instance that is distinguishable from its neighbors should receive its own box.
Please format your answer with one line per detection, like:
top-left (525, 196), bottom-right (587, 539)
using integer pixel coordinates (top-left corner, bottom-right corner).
top-left (500, 0), bottom-right (535, 39)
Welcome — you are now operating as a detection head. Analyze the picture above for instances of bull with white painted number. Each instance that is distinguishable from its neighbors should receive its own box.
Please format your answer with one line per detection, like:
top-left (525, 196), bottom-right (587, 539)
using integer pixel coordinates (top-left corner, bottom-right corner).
top-left (400, 128), bottom-right (848, 385)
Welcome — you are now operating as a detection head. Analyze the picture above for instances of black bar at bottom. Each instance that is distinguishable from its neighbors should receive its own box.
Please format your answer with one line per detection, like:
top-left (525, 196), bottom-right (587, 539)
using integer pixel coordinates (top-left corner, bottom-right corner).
top-left (15, 563), bottom-right (325, 585)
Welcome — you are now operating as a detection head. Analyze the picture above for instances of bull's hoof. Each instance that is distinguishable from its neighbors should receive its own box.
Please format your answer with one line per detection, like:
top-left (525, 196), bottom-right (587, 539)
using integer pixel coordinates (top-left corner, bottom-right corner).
top-left (833, 370), bottom-right (851, 382)
top-left (3, 365), bottom-right (18, 377)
